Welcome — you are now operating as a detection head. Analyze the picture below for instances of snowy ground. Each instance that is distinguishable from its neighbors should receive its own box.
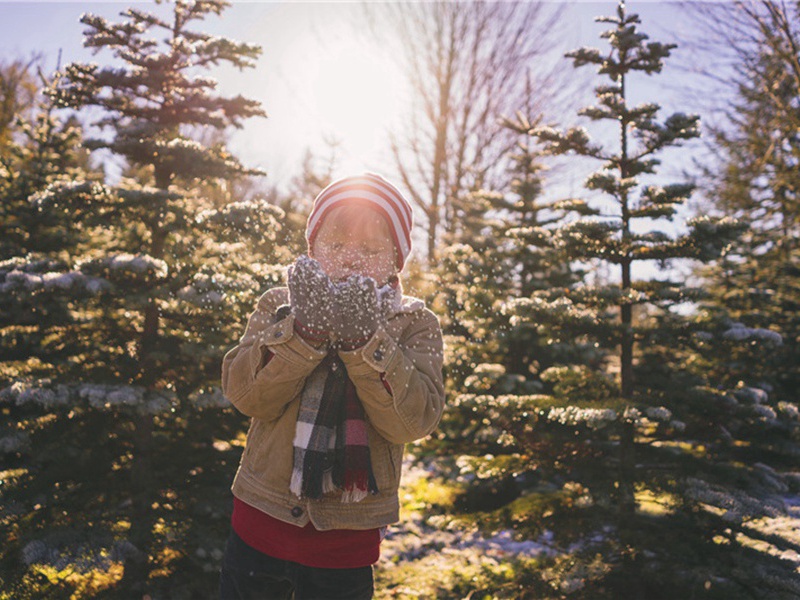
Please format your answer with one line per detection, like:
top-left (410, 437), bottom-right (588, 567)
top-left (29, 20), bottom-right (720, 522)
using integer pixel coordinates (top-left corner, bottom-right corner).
top-left (377, 459), bottom-right (800, 598)
top-left (744, 495), bottom-right (800, 569)
top-left (379, 461), bottom-right (556, 565)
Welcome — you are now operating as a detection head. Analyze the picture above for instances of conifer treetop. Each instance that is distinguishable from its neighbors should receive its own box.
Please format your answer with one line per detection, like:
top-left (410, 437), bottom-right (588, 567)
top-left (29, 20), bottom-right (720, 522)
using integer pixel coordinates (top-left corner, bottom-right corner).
top-left (520, 0), bottom-right (736, 271)
top-left (568, 3), bottom-right (675, 77)
top-left (535, 1), bottom-right (699, 175)
top-left (54, 0), bottom-right (265, 184)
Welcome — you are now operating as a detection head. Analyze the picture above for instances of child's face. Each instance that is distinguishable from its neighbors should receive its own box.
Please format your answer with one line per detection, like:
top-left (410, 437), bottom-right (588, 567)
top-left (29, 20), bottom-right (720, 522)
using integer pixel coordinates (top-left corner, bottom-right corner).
top-left (311, 207), bottom-right (397, 286)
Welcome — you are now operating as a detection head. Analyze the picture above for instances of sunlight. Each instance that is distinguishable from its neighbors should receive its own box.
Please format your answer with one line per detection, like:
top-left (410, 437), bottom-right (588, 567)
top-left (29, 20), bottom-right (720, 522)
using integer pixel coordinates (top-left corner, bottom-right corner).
top-left (308, 38), bottom-right (405, 163)
top-left (247, 4), bottom-right (407, 179)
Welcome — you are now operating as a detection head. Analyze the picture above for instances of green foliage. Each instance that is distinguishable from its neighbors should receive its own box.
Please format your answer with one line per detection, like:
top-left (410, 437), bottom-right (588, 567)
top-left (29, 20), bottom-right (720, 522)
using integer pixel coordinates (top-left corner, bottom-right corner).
top-left (3, 2), bottom-right (800, 598)
top-left (429, 109), bottom-right (580, 400)
top-left (0, 1), bottom-right (289, 596)
top-left (53, 2), bottom-right (265, 188)
top-left (0, 73), bottom-right (91, 261)
top-left (426, 2), bottom-right (800, 597)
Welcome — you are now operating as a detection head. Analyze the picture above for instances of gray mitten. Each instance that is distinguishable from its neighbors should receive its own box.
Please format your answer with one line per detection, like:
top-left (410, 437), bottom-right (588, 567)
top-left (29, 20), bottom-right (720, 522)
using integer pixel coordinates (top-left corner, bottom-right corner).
top-left (377, 281), bottom-right (401, 320)
top-left (287, 255), bottom-right (335, 344)
top-left (332, 275), bottom-right (380, 349)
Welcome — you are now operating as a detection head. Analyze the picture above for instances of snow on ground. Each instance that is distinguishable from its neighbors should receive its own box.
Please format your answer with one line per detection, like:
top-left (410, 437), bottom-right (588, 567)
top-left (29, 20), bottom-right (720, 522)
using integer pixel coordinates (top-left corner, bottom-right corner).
top-left (744, 495), bottom-right (800, 570)
top-left (383, 460), bottom-right (800, 576)
top-left (380, 461), bottom-right (557, 570)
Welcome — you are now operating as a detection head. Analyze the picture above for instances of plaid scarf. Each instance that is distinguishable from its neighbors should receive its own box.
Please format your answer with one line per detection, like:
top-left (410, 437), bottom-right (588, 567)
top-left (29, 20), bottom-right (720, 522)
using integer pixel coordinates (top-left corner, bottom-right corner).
top-left (290, 351), bottom-right (379, 502)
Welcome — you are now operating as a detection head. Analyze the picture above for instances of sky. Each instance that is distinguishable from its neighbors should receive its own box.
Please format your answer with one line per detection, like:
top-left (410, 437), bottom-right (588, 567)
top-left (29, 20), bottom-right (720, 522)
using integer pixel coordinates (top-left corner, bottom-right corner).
top-left (1, 0), bottom-right (737, 291)
top-left (0, 1), bottom-right (710, 193)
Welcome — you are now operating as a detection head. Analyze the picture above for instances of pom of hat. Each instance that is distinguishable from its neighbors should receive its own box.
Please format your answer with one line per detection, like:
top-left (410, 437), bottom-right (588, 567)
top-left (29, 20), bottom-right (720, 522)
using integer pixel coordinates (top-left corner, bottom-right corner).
top-left (306, 173), bottom-right (414, 270)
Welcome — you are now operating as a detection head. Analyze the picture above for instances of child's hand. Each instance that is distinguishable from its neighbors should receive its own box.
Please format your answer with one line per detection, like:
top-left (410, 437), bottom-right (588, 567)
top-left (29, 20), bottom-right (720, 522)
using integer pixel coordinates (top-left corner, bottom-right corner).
top-left (287, 256), bottom-right (335, 344)
top-left (332, 275), bottom-right (380, 349)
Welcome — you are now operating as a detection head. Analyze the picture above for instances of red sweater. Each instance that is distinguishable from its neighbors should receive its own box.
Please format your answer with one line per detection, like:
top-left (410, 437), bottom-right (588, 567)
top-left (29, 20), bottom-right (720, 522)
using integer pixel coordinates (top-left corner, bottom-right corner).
top-left (231, 497), bottom-right (381, 569)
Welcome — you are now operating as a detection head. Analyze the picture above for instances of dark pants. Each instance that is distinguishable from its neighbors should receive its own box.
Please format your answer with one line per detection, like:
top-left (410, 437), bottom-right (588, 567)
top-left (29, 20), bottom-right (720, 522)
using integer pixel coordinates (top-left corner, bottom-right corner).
top-left (219, 530), bottom-right (374, 600)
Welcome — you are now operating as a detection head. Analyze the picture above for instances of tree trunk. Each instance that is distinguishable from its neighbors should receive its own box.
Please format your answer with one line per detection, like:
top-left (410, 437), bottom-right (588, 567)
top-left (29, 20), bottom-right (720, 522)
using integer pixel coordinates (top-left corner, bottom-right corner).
top-left (121, 199), bottom-right (169, 588)
top-left (618, 63), bottom-right (636, 516)
top-left (119, 413), bottom-right (156, 592)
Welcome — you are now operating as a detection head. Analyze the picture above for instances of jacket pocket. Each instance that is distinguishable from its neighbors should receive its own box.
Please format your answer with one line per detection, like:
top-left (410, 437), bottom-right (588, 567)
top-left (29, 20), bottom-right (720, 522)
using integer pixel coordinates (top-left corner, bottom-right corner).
top-left (369, 430), bottom-right (403, 492)
top-left (241, 418), bottom-right (278, 480)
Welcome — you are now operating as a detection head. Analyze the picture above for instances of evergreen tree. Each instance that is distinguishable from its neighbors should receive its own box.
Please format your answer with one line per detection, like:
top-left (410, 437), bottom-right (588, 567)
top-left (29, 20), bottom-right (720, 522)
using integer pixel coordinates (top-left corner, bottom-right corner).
top-left (0, 2), bottom-right (289, 596)
top-left (427, 113), bottom-right (586, 528)
top-left (433, 4), bottom-right (800, 597)
top-left (0, 70), bottom-right (110, 599)
top-left (0, 70), bottom-right (95, 522)
top-left (0, 66), bottom-right (89, 260)
top-left (696, 0), bottom-right (800, 404)
top-left (431, 112), bottom-right (577, 399)
top-left (687, 5), bottom-right (800, 594)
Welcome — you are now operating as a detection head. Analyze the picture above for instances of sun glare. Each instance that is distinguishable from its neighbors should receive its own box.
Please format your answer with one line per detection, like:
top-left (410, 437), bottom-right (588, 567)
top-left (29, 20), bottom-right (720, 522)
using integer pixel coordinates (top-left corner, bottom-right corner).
top-left (253, 4), bottom-right (407, 177)
top-left (309, 38), bottom-right (405, 161)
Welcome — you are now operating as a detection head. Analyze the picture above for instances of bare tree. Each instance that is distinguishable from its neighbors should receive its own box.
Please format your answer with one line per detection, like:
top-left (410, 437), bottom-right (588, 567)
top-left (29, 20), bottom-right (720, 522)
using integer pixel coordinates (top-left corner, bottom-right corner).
top-left (680, 1), bottom-right (799, 113)
top-left (681, 1), bottom-right (800, 246)
top-left (366, 2), bottom-right (568, 261)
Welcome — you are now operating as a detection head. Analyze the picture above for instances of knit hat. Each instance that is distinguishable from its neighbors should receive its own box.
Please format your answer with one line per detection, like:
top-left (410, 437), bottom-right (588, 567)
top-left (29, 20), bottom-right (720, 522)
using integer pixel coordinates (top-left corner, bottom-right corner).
top-left (306, 173), bottom-right (414, 271)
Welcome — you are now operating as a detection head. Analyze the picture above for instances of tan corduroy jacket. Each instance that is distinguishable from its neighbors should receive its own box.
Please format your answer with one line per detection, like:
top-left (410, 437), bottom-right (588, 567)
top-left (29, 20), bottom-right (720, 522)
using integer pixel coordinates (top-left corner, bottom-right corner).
top-left (221, 286), bottom-right (445, 531)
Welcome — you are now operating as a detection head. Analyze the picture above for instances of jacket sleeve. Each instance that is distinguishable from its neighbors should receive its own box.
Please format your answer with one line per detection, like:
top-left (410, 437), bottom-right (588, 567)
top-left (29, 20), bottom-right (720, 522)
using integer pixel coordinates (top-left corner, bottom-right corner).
top-left (221, 287), bottom-right (328, 421)
top-left (338, 308), bottom-right (445, 444)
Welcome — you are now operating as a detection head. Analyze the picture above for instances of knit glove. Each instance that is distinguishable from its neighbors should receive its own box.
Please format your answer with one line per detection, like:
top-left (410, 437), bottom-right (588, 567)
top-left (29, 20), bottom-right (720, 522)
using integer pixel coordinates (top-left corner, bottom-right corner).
top-left (332, 275), bottom-right (381, 350)
top-left (377, 281), bottom-right (401, 319)
top-left (287, 255), bottom-right (335, 345)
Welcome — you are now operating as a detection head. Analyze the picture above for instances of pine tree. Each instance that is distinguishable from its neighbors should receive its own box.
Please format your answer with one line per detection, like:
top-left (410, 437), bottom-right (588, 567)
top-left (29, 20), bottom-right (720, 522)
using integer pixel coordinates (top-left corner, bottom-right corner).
top-left (0, 69), bottom-right (94, 503)
top-left (696, 1), bottom-right (800, 404)
top-left (0, 69), bottom-right (89, 260)
top-left (431, 112), bottom-right (577, 398)
top-left (0, 70), bottom-right (110, 598)
top-left (432, 3), bottom-right (800, 597)
top-left (1, 2), bottom-right (288, 595)
top-left (425, 113), bottom-right (588, 531)
top-left (686, 5), bottom-right (800, 594)
top-left (522, 0), bottom-right (717, 516)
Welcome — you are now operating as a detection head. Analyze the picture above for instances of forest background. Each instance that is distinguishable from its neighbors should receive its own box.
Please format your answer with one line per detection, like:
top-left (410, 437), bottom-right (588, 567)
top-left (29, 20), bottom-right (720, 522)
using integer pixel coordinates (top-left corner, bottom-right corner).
top-left (1, 1), bottom-right (799, 599)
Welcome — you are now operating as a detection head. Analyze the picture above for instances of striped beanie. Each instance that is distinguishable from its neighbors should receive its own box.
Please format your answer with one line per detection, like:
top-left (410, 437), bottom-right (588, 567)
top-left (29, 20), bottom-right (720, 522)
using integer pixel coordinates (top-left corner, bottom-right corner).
top-left (306, 173), bottom-right (414, 271)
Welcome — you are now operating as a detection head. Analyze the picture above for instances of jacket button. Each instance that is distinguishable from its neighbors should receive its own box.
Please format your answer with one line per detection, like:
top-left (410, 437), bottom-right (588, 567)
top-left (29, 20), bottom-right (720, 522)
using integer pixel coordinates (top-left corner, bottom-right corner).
top-left (274, 330), bottom-right (283, 338)
top-left (373, 349), bottom-right (384, 361)
top-left (291, 506), bottom-right (303, 518)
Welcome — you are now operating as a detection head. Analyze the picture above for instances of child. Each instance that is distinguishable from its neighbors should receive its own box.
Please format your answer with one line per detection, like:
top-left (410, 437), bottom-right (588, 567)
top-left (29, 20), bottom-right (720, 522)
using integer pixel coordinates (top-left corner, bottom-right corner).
top-left (219, 173), bottom-right (445, 600)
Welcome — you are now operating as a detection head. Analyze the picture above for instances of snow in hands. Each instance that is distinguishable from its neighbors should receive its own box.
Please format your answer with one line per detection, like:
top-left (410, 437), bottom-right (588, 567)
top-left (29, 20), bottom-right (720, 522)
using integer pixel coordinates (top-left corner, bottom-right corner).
top-left (287, 255), bottom-right (337, 343)
top-left (333, 274), bottom-right (380, 348)
top-left (287, 255), bottom-right (394, 348)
